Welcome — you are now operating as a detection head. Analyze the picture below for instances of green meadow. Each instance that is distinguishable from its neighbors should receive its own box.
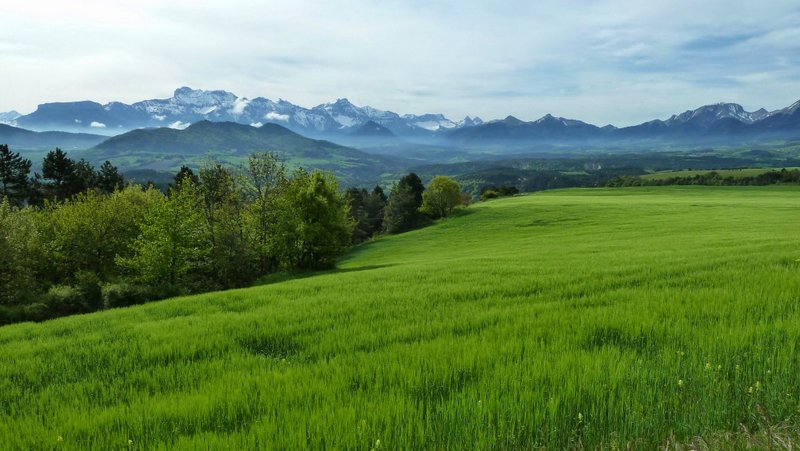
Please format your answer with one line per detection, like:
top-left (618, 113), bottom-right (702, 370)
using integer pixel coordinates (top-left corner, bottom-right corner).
top-left (2, 186), bottom-right (800, 449)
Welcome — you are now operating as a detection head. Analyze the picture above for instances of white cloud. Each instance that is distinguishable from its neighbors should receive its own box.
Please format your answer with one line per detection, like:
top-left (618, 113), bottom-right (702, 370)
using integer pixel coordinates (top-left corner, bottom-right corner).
top-left (250, 122), bottom-right (263, 127)
top-left (265, 112), bottom-right (289, 122)
top-left (231, 97), bottom-right (250, 115)
top-left (90, 121), bottom-right (106, 128)
top-left (1, 0), bottom-right (799, 125)
top-left (168, 121), bottom-right (190, 129)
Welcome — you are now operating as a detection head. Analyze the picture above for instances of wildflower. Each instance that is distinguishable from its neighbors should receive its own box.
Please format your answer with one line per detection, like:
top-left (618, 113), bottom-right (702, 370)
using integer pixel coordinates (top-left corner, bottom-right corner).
top-left (375, 439), bottom-right (381, 448)
top-left (678, 379), bottom-right (684, 387)
top-left (57, 436), bottom-right (63, 442)
top-left (755, 381), bottom-right (761, 391)
top-left (578, 412), bottom-right (583, 422)
top-left (717, 365), bottom-right (722, 371)
top-left (704, 363), bottom-right (712, 371)
top-left (128, 439), bottom-right (134, 447)
top-left (748, 386), bottom-right (753, 394)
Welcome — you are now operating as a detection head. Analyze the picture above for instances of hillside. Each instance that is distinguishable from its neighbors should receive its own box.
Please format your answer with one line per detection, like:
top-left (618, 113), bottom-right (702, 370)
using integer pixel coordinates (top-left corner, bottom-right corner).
top-left (85, 120), bottom-right (408, 185)
top-left (2, 187), bottom-right (800, 448)
top-left (0, 123), bottom-right (106, 150)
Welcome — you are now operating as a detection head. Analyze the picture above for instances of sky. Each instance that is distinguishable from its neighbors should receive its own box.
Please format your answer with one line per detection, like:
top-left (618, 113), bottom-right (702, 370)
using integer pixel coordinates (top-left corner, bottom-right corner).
top-left (2, 0), bottom-right (800, 126)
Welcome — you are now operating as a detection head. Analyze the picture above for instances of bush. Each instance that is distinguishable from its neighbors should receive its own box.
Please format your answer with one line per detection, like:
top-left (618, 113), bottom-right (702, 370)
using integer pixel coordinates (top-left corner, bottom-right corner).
top-left (45, 285), bottom-right (90, 316)
top-left (102, 282), bottom-right (150, 309)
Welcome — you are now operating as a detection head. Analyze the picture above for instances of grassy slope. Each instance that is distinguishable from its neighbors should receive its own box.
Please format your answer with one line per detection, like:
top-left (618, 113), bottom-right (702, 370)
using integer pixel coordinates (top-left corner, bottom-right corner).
top-left (2, 186), bottom-right (800, 449)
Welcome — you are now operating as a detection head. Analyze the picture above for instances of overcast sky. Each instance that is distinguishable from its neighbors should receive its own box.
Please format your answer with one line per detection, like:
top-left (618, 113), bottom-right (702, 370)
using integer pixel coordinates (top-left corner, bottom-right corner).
top-left (2, 0), bottom-right (799, 126)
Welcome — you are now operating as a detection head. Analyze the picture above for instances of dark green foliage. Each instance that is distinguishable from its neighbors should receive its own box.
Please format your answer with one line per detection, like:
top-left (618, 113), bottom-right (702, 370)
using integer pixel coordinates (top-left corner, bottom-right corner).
top-left (606, 168), bottom-right (800, 187)
top-left (173, 165), bottom-right (199, 187)
top-left (41, 148), bottom-right (77, 201)
top-left (384, 174), bottom-right (428, 234)
top-left (0, 144), bottom-right (31, 206)
top-left (480, 185), bottom-right (519, 200)
top-left (399, 172), bottom-right (424, 206)
top-left (96, 161), bottom-right (124, 194)
top-left (347, 185), bottom-right (387, 243)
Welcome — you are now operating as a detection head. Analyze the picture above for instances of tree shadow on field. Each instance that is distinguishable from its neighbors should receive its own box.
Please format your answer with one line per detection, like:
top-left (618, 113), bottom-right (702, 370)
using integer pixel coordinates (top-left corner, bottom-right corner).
top-left (254, 264), bottom-right (395, 286)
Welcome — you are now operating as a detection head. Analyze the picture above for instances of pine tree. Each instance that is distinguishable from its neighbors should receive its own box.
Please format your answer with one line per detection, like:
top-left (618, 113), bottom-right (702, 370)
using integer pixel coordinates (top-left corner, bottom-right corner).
top-left (0, 144), bottom-right (32, 206)
top-left (97, 161), bottom-right (124, 194)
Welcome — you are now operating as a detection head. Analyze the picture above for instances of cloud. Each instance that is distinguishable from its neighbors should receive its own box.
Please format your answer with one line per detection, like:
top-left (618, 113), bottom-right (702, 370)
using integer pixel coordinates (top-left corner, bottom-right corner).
top-left (264, 112), bottom-right (289, 122)
top-left (168, 121), bottom-right (190, 130)
top-left (1, 0), bottom-right (800, 126)
top-left (90, 121), bottom-right (106, 128)
top-left (231, 97), bottom-right (250, 115)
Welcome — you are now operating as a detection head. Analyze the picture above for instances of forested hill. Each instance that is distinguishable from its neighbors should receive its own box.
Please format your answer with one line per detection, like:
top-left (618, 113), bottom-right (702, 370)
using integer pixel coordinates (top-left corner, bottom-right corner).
top-left (87, 121), bottom-right (408, 184)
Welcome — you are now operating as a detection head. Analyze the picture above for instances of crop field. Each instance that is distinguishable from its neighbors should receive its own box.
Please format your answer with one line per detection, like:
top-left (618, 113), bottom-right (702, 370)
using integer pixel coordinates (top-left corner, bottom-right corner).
top-left (1, 186), bottom-right (800, 449)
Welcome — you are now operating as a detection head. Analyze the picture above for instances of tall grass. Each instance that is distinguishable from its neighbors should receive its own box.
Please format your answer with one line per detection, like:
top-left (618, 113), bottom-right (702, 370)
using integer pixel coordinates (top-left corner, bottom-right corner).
top-left (1, 186), bottom-right (799, 449)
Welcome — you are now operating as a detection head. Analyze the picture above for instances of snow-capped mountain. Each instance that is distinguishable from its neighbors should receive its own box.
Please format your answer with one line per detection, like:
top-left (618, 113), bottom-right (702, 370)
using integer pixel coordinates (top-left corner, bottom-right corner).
top-left (12, 87), bottom-right (475, 139)
top-left (665, 103), bottom-right (769, 126)
top-left (0, 111), bottom-right (21, 125)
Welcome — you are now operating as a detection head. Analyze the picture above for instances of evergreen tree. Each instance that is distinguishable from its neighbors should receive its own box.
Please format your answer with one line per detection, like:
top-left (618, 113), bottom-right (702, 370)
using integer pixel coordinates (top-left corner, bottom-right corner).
top-left (41, 148), bottom-right (78, 201)
top-left (97, 161), bottom-right (124, 194)
top-left (0, 144), bottom-right (31, 207)
top-left (173, 165), bottom-right (198, 187)
top-left (383, 174), bottom-right (427, 234)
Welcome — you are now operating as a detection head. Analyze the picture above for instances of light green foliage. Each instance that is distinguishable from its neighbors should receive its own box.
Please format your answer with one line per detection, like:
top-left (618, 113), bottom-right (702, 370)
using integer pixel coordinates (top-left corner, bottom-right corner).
top-left (275, 169), bottom-right (353, 269)
top-left (117, 180), bottom-right (210, 289)
top-left (0, 200), bottom-right (47, 309)
top-left (41, 187), bottom-right (159, 280)
top-left (1, 186), bottom-right (800, 448)
top-left (421, 175), bottom-right (462, 218)
top-left (241, 152), bottom-right (288, 274)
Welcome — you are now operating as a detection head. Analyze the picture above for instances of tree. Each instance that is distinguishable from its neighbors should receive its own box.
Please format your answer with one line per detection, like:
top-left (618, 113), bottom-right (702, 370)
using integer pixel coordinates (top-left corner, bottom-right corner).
top-left (242, 152), bottom-right (287, 274)
top-left (199, 161), bottom-right (255, 288)
top-left (347, 185), bottom-right (387, 243)
top-left (73, 159), bottom-right (98, 193)
top-left (383, 174), bottom-right (427, 234)
top-left (399, 173), bottom-right (424, 206)
top-left (41, 148), bottom-right (79, 201)
top-left (275, 169), bottom-right (353, 269)
top-left (97, 161), bottom-right (124, 194)
top-left (118, 179), bottom-right (211, 291)
top-left (421, 176), bottom-right (462, 218)
top-left (0, 144), bottom-right (31, 206)
top-left (173, 165), bottom-right (198, 187)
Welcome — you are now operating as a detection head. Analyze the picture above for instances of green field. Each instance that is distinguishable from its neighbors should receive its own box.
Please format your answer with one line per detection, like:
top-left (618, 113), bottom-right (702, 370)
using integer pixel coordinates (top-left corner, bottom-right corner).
top-left (2, 186), bottom-right (800, 449)
top-left (641, 167), bottom-right (800, 180)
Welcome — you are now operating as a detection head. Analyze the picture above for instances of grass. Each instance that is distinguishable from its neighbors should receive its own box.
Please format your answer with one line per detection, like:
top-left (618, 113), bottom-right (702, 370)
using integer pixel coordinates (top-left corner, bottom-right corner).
top-left (2, 186), bottom-right (800, 449)
top-left (641, 167), bottom-right (800, 180)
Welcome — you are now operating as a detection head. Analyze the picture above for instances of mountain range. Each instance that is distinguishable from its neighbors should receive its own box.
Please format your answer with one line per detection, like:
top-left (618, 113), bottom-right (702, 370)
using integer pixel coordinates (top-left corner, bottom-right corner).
top-left (1, 87), bottom-right (798, 149)
top-left (3, 87), bottom-right (482, 139)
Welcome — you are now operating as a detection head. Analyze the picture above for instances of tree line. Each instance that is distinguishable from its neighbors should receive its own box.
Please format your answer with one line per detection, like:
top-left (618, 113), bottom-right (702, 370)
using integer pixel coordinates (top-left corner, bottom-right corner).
top-left (604, 168), bottom-right (800, 187)
top-left (1, 146), bottom-right (465, 325)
